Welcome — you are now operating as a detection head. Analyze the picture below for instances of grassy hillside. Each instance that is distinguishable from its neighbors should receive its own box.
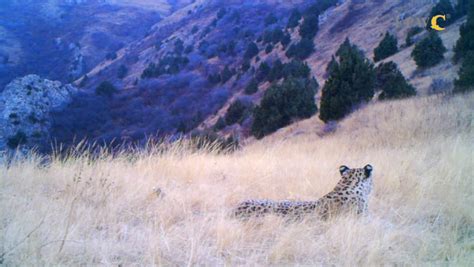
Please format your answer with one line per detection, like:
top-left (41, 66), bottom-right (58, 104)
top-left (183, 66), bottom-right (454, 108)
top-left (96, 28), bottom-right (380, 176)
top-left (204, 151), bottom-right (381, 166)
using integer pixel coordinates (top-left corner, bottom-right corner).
top-left (1, 91), bottom-right (472, 265)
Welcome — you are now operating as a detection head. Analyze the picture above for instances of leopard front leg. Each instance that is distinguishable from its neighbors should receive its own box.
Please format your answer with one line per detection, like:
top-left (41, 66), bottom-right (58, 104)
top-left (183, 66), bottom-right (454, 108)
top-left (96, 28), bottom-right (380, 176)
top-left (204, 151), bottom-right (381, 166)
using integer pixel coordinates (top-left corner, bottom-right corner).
top-left (356, 200), bottom-right (368, 215)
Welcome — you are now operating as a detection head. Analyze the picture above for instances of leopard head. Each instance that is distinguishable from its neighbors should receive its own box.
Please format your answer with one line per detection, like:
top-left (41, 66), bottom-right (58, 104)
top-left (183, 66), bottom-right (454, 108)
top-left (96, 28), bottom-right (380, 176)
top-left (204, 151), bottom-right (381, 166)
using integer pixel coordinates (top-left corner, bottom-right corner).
top-left (338, 164), bottom-right (373, 187)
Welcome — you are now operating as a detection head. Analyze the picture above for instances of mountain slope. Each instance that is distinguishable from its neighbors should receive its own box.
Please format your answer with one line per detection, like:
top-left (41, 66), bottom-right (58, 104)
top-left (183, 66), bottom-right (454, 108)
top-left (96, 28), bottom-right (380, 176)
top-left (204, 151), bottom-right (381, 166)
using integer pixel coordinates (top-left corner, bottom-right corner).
top-left (9, 0), bottom-right (465, 151)
top-left (0, 0), bottom-right (194, 89)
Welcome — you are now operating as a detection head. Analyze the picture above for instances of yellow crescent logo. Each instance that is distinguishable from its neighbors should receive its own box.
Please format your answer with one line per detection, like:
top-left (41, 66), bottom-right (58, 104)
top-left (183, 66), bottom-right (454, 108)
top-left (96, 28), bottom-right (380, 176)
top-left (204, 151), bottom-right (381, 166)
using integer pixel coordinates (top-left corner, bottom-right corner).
top-left (431, 15), bottom-right (446, 31)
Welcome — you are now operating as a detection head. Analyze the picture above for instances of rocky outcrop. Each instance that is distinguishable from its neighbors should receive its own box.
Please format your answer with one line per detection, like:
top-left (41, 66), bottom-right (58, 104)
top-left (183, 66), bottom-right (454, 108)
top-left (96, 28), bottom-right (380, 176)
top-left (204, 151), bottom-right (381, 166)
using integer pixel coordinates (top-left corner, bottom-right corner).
top-left (0, 75), bottom-right (77, 152)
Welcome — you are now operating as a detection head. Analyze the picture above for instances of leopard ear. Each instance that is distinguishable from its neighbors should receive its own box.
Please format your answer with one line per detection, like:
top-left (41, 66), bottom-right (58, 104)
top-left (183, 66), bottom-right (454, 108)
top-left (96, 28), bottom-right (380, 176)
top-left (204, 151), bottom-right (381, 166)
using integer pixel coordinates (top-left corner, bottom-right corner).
top-left (364, 164), bottom-right (373, 176)
top-left (339, 165), bottom-right (350, 175)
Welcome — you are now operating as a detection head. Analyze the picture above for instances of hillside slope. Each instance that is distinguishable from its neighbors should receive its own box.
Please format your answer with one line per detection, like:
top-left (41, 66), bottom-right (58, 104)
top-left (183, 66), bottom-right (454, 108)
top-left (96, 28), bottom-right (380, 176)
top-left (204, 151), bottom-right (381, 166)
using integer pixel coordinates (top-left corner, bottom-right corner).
top-left (260, 17), bottom-right (465, 142)
top-left (47, 0), bottom-right (455, 150)
top-left (1, 91), bottom-right (472, 265)
top-left (0, 0), bottom-right (194, 89)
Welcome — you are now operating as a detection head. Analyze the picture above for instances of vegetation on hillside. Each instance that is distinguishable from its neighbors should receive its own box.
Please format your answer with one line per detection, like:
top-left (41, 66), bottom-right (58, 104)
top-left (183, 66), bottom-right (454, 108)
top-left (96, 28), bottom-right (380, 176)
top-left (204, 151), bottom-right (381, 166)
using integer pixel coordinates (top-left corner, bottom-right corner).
top-left (225, 99), bottom-right (253, 126)
top-left (244, 79), bottom-right (259, 95)
top-left (252, 77), bottom-right (318, 139)
top-left (454, 52), bottom-right (474, 93)
top-left (287, 8), bottom-right (301, 29)
top-left (286, 38), bottom-right (315, 60)
top-left (95, 81), bottom-right (117, 98)
top-left (454, 1), bottom-right (474, 62)
top-left (141, 55), bottom-right (190, 78)
top-left (411, 32), bottom-right (447, 68)
top-left (375, 62), bottom-right (416, 100)
top-left (373, 32), bottom-right (398, 62)
top-left (405, 26), bottom-right (423, 47)
top-left (454, 2), bottom-right (474, 93)
top-left (319, 39), bottom-right (375, 122)
top-left (426, 0), bottom-right (456, 29)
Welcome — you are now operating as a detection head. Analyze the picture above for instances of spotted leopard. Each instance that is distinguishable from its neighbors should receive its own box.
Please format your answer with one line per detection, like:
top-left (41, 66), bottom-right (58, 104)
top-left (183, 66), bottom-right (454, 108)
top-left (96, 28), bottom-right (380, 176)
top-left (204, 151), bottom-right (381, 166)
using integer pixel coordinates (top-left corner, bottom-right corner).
top-left (234, 164), bottom-right (374, 219)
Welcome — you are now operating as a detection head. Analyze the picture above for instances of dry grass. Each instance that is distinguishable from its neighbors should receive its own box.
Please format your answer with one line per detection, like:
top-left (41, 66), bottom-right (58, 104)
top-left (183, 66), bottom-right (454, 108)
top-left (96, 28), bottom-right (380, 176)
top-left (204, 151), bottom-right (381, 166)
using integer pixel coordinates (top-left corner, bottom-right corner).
top-left (1, 93), bottom-right (473, 265)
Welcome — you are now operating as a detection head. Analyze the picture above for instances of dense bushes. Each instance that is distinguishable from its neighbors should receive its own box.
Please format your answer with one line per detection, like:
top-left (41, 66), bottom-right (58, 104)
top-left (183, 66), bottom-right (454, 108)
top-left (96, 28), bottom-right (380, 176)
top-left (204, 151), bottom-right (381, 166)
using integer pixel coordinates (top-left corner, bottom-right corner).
top-left (251, 77), bottom-right (318, 139)
top-left (376, 61), bottom-right (416, 100)
top-left (256, 62), bottom-right (271, 82)
top-left (265, 13), bottom-right (278, 26)
top-left (299, 14), bottom-right (319, 39)
top-left (411, 32), bottom-right (447, 68)
top-left (267, 60), bottom-right (284, 82)
top-left (426, 0), bottom-right (455, 29)
top-left (455, 0), bottom-right (469, 17)
top-left (244, 79), bottom-right (259, 95)
top-left (265, 44), bottom-right (274, 54)
top-left (305, 0), bottom-right (338, 15)
top-left (217, 8), bottom-right (227, 20)
top-left (220, 66), bottom-right (235, 83)
top-left (117, 65), bottom-right (128, 79)
top-left (225, 99), bottom-right (253, 125)
top-left (96, 81), bottom-right (118, 97)
top-left (280, 32), bottom-right (292, 48)
top-left (287, 9), bottom-right (301, 29)
top-left (207, 66), bottom-right (235, 85)
top-left (244, 42), bottom-right (259, 59)
top-left (7, 131), bottom-right (27, 149)
top-left (319, 39), bottom-right (375, 122)
top-left (286, 38), bottom-right (315, 60)
top-left (262, 28), bottom-right (284, 45)
top-left (405, 26), bottom-right (423, 46)
top-left (454, 2), bottom-right (474, 93)
top-left (282, 60), bottom-right (311, 79)
top-left (213, 117), bottom-right (226, 131)
top-left (454, 51), bottom-right (474, 93)
top-left (141, 55), bottom-right (189, 78)
top-left (105, 51), bottom-right (117, 60)
top-left (174, 39), bottom-right (184, 54)
top-left (454, 2), bottom-right (474, 62)
top-left (373, 32), bottom-right (398, 62)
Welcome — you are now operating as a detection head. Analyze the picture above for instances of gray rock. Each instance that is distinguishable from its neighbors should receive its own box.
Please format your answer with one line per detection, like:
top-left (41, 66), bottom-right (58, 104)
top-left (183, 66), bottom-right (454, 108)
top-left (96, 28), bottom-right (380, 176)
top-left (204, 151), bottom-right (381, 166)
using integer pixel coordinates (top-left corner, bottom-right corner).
top-left (0, 75), bottom-right (77, 152)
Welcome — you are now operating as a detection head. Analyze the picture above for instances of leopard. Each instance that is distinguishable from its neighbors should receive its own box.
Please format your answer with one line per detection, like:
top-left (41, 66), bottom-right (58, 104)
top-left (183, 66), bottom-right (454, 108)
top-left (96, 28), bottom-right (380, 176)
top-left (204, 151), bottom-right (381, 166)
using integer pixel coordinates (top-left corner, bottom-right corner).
top-left (234, 164), bottom-right (373, 220)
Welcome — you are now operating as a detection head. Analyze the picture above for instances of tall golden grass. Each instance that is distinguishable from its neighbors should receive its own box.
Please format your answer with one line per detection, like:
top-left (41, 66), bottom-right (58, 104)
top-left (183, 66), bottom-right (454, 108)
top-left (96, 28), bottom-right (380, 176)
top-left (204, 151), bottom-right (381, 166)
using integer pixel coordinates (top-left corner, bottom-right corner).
top-left (1, 93), bottom-right (473, 265)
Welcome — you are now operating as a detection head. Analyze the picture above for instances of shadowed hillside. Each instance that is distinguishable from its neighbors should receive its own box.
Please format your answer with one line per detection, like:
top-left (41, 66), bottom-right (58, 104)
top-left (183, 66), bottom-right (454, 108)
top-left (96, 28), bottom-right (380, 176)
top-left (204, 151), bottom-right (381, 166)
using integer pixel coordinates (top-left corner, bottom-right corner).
top-left (0, 0), bottom-right (194, 89)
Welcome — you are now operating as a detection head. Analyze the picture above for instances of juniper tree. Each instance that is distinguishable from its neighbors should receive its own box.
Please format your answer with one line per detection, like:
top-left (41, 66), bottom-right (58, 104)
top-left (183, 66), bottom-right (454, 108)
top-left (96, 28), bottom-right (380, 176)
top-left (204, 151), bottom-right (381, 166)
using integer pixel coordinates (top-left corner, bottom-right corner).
top-left (411, 32), bottom-right (447, 68)
top-left (374, 32), bottom-right (398, 62)
top-left (299, 14), bottom-right (319, 39)
top-left (454, 51), bottom-right (474, 93)
top-left (244, 79), bottom-right (259, 95)
top-left (286, 38), bottom-right (315, 60)
top-left (426, 0), bottom-right (455, 30)
top-left (454, 2), bottom-right (474, 93)
top-left (454, 2), bottom-right (474, 62)
top-left (319, 38), bottom-right (376, 122)
top-left (225, 99), bottom-right (247, 125)
top-left (244, 42), bottom-right (259, 59)
top-left (376, 61), bottom-right (416, 100)
top-left (96, 81), bottom-right (117, 98)
top-left (287, 8), bottom-right (302, 29)
top-left (252, 77), bottom-right (318, 139)
top-left (405, 26), bottom-right (423, 47)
